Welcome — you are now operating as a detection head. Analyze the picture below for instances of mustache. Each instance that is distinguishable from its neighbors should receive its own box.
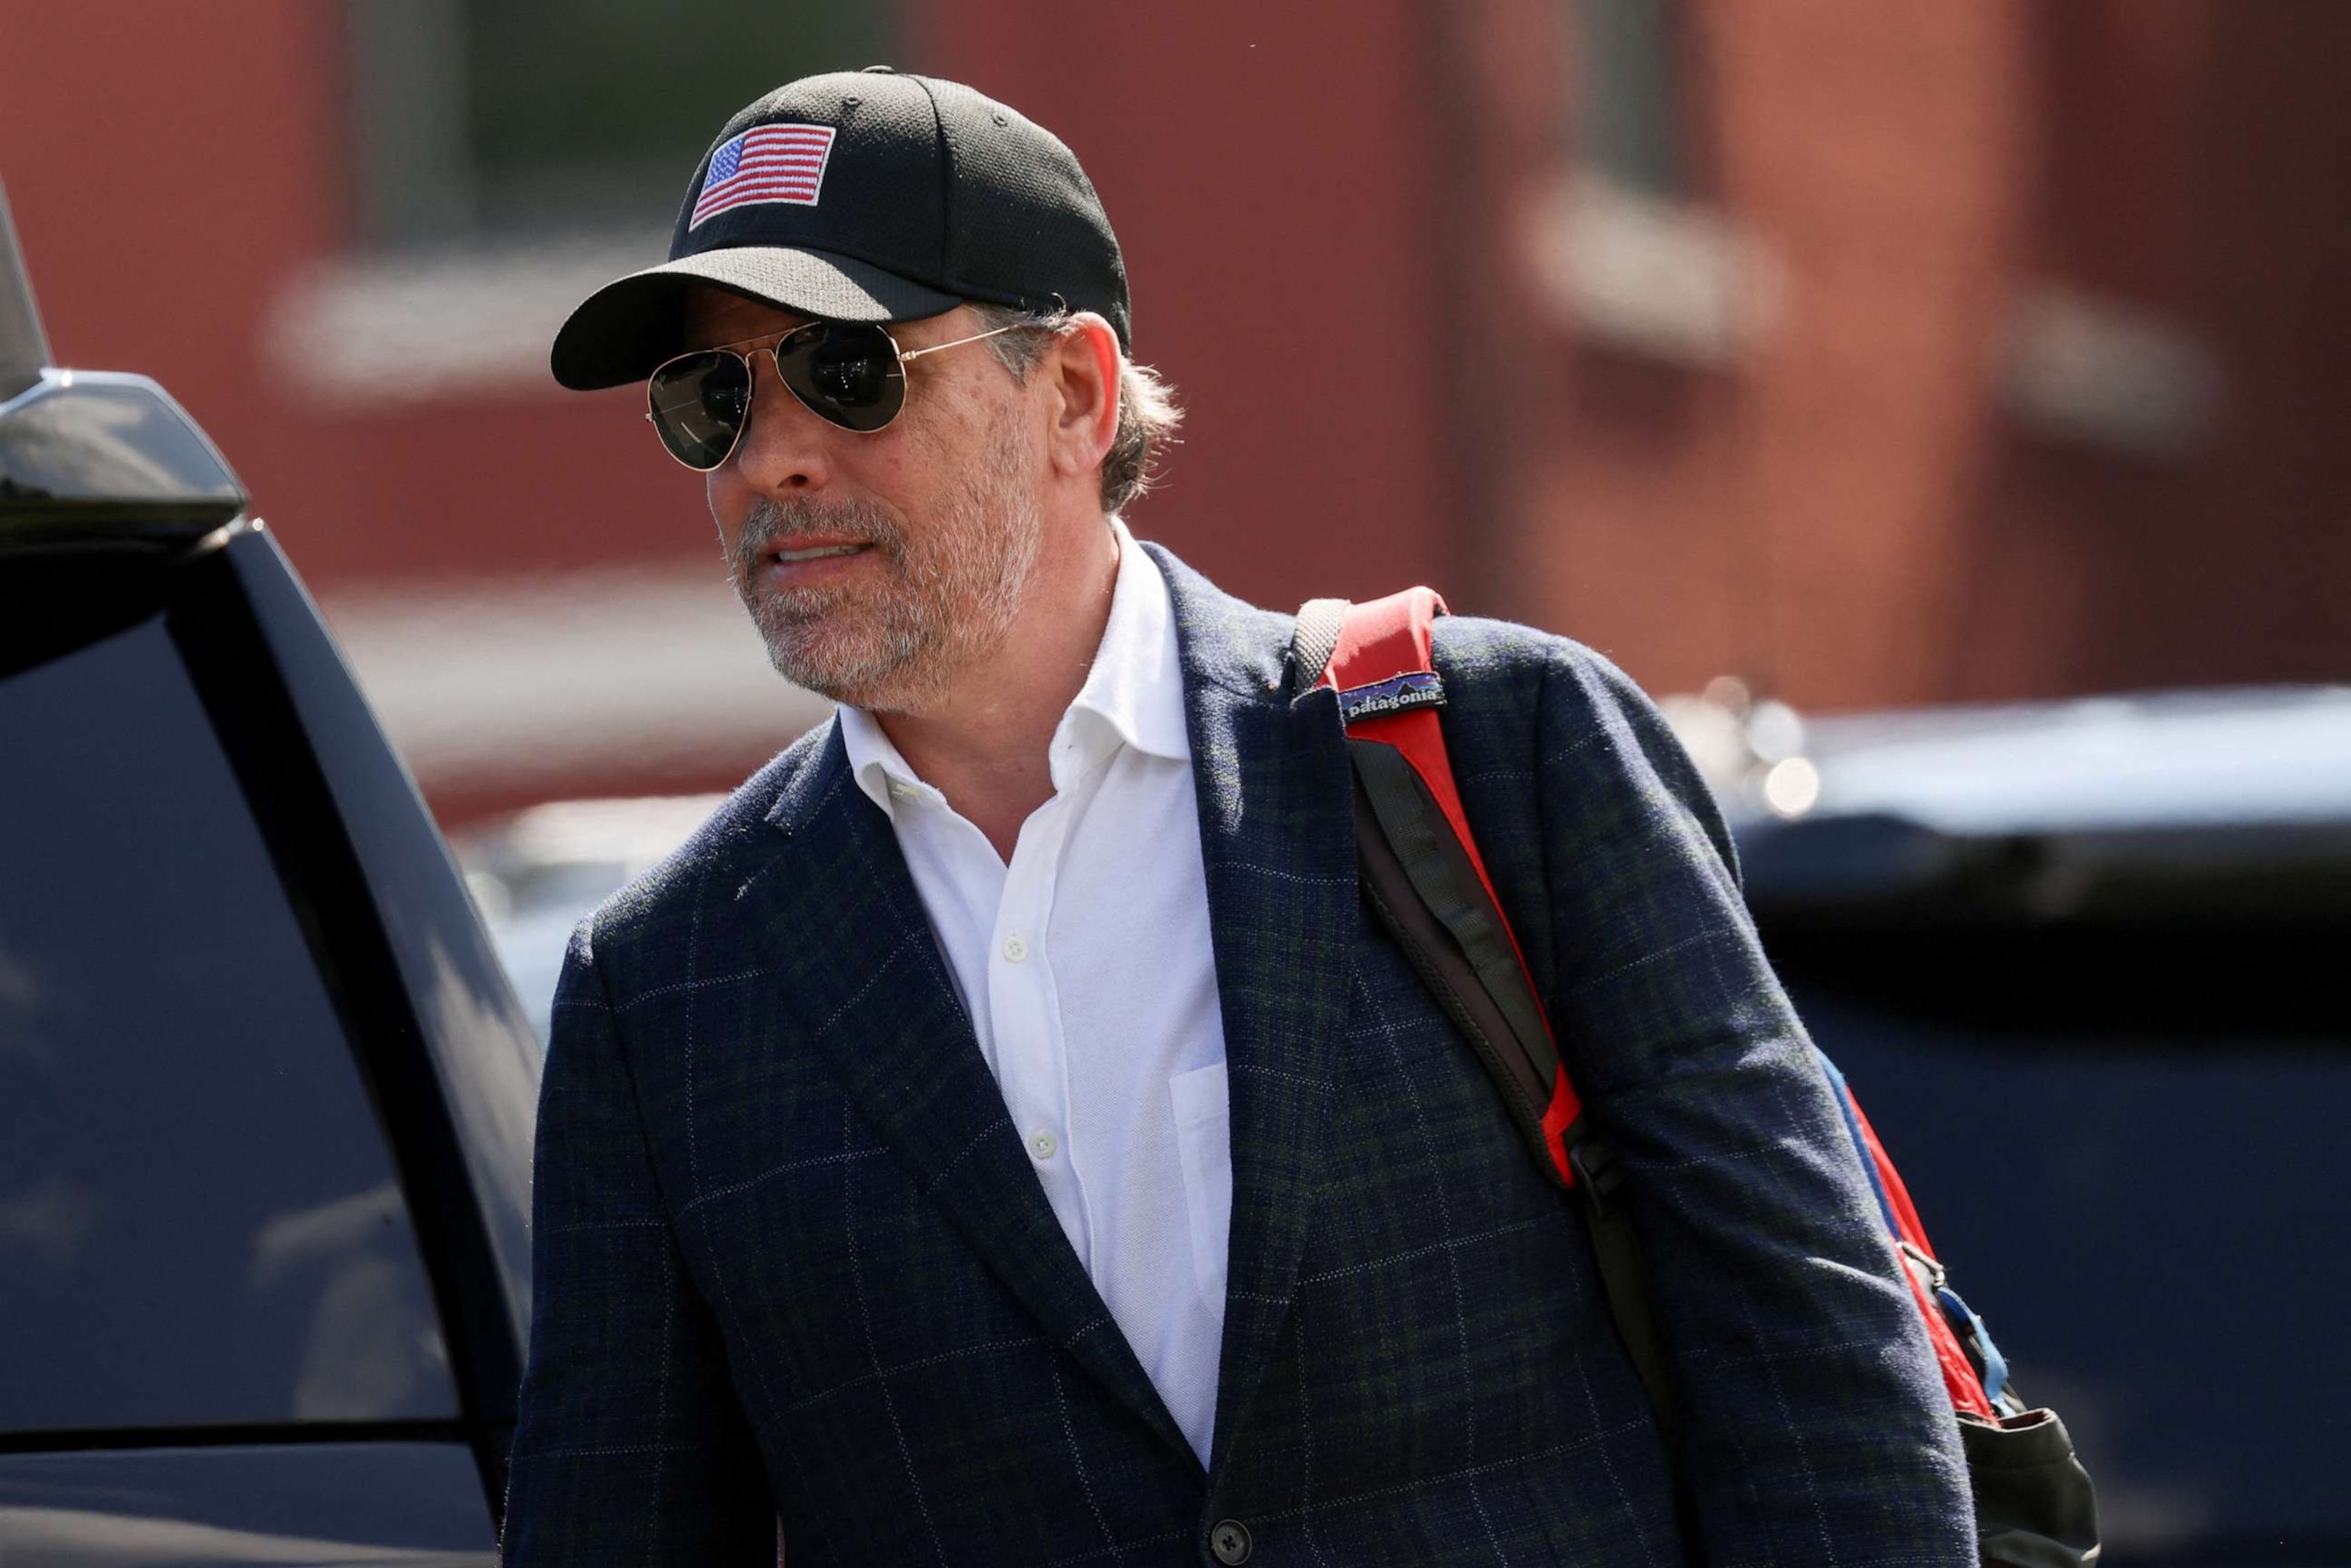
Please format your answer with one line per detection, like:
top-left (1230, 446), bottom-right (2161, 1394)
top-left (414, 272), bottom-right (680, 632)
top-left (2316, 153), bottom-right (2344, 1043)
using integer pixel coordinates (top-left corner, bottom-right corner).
top-left (734, 497), bottom-right (905, 582)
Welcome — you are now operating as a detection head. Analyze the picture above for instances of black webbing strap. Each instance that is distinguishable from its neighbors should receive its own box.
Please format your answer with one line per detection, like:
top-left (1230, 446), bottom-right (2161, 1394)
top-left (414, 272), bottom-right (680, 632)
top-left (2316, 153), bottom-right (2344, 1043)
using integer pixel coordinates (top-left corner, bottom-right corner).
top-left (1352, 767), bottom-right (1556, 1175)
top-left (1355, 739), bottom-right (1682, 1456)
top-left (1293, 607), bottom-right (1687, 1475)
top-left (1563, 1139), bottom-right (1683, 1466)
top-left (1349, 738), bottom-right (1563, 1110)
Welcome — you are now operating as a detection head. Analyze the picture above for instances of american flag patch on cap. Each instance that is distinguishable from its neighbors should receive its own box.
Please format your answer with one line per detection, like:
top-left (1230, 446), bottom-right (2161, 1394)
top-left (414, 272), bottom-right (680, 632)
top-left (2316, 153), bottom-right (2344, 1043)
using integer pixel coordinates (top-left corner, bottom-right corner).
top-left (690, 123), bottom-right (837, 229)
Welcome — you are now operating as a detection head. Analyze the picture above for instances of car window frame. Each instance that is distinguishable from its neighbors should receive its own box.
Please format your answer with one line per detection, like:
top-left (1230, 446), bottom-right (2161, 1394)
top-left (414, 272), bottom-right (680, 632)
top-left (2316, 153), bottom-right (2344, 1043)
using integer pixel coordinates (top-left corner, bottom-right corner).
top-left (0, 522), bottom-right (523, 1515)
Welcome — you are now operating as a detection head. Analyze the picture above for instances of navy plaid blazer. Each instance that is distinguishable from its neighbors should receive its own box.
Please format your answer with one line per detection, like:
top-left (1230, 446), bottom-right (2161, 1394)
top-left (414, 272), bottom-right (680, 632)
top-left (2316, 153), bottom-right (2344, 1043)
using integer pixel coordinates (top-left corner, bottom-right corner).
top-left (502, 546), bottom-right (1974, 1566)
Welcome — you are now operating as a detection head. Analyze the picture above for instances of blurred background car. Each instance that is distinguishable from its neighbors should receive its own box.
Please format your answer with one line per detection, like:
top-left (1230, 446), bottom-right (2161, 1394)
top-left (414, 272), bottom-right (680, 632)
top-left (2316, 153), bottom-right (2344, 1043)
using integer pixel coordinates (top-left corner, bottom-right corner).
top-left (455, 793), bottom-right (728, 1045)
top-left (1700, 680), bottom-right (2351, 1564)
top-left (1, 191), bottom-right (530, 1563)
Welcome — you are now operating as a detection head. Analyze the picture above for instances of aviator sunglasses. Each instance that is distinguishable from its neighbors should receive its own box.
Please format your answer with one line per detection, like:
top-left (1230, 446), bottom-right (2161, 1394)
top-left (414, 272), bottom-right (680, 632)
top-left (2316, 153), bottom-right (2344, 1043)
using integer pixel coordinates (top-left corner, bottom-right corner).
top-left (645, 317), bottom-right (1034, 471)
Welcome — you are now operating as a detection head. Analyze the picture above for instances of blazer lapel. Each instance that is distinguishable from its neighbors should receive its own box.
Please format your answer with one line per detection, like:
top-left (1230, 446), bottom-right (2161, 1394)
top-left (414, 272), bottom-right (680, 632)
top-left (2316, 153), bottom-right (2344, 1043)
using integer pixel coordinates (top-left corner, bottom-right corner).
top-left (1153, 550), bottom-right (1360, 1474)
top-left (752, 722), bottom-right (1195, 1464)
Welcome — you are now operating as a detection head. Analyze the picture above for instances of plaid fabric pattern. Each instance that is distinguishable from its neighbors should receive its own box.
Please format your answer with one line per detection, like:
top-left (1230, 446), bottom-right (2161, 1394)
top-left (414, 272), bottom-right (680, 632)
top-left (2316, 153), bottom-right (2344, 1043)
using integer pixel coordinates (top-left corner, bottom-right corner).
top-left (501, 546), bottom-right (1974, 1566)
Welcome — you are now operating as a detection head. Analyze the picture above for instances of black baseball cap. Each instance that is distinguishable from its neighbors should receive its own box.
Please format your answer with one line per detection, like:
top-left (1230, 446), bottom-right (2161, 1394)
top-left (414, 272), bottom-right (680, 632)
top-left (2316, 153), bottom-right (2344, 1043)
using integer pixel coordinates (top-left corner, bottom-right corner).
top-left (550, 68), bottom-right (1130, 391)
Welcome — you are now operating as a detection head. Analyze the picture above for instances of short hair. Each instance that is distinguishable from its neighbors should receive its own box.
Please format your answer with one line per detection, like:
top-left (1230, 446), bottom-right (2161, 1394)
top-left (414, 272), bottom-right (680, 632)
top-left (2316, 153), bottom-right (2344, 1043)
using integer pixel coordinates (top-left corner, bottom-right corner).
top-left (968, 303), bottom-right (1182, 513)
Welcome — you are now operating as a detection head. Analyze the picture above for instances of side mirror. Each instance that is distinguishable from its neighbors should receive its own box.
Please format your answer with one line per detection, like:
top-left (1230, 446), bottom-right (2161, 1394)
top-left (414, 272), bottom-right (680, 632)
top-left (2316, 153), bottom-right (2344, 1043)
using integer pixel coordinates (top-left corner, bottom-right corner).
top-left (0, 179), bottom-right (249, 540)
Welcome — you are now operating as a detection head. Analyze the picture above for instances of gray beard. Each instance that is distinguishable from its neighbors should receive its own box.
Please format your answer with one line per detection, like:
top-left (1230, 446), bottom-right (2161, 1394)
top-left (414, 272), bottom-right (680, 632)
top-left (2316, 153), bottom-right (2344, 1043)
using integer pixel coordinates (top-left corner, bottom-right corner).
top-left (729, 427), bottom-right (1042, 712)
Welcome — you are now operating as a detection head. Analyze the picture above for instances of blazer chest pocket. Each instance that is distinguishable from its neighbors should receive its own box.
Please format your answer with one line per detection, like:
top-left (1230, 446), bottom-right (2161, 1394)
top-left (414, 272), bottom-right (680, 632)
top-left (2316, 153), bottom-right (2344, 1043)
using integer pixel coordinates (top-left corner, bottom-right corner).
top-left (1169, 1061), bottom-right (1231, 1307)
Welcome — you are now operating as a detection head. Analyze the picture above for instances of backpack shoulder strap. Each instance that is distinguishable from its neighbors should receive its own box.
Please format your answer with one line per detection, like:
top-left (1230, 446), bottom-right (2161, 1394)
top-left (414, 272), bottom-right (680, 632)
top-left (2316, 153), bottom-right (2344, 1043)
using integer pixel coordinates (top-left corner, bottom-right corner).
top-left (1295, 590), bottom-right (1681, 1449)
top-left (1295, 598), bottom-right (2095, 1558)
top-left (1295, 589), bottom-right (1581, 1175)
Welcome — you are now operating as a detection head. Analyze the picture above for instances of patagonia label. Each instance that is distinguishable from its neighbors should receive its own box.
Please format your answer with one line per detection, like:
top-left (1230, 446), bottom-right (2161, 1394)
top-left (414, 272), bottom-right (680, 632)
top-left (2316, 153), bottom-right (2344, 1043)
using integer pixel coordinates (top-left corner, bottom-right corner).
top-left (1337, 670), bottom-right (1447, 725)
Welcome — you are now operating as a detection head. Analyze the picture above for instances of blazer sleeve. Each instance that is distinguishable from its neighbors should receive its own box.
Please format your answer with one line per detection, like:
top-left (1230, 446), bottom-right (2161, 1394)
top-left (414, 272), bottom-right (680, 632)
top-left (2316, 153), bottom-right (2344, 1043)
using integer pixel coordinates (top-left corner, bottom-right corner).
top-left (501, 920), bottom-right (775, 1566)
top-left (1530, 641), bottom-right (1977, 1566)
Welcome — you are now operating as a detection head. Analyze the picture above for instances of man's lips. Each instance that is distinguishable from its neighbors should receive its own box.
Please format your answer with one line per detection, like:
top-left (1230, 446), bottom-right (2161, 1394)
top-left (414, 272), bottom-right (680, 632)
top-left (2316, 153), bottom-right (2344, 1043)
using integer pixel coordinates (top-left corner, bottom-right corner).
top-left (768, 537), bottom-right (871, 563)
top-left (752, 536), bottom-right (876, 588)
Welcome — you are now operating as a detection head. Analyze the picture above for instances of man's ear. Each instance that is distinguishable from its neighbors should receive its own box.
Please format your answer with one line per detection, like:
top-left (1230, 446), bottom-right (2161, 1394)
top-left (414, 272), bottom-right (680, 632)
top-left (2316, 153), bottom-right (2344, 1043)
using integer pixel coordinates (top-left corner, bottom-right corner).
top-left (1042, 312), bottom-right (1121, 485)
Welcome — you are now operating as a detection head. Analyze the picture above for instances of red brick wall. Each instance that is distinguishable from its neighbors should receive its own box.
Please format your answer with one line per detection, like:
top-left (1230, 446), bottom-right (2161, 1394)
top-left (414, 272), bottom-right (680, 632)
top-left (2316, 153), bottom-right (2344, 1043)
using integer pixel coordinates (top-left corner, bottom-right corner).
top-left (1961, 0), bottom-right (2351, 697)
top-left (1457, 0), bottom-right (2351, 709)
top-left (8, 0), bottom-right (2344, 791)
top-left (921, 0), bottom-right (1453, 611)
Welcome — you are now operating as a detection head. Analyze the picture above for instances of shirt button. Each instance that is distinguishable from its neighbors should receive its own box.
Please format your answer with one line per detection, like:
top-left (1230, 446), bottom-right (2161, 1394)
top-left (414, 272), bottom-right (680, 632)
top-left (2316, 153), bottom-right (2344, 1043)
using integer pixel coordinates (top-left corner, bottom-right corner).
top-left (1029, 1131), bottom-right (1058, 1160)
top-left (1209, 1519), bottom-right (1252, 1564)
top-left (888, 781), bottom-right (915, 798)
top-left (1002, 934), bottom-right (1029, 963)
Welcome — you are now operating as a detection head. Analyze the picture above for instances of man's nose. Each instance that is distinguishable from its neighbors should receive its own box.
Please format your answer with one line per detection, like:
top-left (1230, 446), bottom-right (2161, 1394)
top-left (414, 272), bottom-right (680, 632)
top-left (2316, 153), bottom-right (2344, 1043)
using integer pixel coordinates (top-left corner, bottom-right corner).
top-left (729, 351), bottom-right (835, 492)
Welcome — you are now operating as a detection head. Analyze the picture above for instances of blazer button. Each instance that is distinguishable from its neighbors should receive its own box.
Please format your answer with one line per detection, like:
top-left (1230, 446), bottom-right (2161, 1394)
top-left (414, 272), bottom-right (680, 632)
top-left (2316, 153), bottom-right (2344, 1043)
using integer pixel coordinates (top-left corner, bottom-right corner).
top-left (1209, 1518), bottom-right (1252, 1564)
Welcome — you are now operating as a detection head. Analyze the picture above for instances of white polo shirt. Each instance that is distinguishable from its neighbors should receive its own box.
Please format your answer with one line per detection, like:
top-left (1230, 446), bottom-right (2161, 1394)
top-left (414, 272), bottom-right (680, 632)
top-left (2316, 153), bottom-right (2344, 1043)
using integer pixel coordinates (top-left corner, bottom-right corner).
top-left (836, 522), bottom-right (1231, 1465)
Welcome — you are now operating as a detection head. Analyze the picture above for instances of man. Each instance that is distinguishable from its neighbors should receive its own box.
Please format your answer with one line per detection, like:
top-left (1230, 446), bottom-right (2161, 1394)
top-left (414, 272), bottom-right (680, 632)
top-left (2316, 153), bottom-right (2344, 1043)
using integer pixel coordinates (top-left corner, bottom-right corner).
top-left (504, 68), bottom-right (1975, 1566)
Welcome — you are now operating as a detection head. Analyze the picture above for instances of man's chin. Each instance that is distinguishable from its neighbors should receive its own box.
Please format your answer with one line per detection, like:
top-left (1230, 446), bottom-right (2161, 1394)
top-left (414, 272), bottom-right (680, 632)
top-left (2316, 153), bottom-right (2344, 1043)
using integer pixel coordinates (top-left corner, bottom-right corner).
top-left (758, 625), bottom-right (922, 711)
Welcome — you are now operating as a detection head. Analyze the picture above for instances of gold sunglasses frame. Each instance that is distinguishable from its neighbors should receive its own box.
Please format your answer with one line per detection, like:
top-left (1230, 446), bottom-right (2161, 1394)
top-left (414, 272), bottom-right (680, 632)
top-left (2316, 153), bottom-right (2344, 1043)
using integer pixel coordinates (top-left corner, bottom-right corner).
top-left (644, 318), bottom-right (1034, 471)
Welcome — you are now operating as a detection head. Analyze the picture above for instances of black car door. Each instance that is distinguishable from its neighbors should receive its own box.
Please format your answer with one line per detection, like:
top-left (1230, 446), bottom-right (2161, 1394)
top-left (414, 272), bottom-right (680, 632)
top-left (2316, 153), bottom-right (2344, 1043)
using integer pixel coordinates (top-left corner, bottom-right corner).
top-left (3, 192), bottom-right (540, 1562)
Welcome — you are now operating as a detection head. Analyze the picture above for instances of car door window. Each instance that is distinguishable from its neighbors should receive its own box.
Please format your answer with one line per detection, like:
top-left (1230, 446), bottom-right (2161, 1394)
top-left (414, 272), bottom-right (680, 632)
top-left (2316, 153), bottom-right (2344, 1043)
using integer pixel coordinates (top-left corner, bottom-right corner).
top-left (0, 612), bottom-right (456, 1433)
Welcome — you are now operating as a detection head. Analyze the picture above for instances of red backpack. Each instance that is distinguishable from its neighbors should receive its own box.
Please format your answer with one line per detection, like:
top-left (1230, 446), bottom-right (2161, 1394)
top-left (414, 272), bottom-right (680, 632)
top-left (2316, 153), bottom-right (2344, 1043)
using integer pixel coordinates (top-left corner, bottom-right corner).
top-left (1296, 589), bottom-right (2097, 1568)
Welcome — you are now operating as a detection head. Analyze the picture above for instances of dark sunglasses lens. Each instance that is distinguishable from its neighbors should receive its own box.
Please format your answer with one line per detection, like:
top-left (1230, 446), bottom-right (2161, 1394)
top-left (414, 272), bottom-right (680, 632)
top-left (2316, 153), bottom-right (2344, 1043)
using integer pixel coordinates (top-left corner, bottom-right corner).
top-left (776, 324), bottom-right (905, 432)
top-left (648, 351), bottom-right (752, 469)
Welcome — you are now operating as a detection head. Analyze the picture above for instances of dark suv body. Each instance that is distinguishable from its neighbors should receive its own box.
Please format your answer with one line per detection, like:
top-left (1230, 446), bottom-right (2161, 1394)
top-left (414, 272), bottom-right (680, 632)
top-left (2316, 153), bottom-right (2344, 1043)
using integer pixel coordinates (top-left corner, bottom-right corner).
top-left (1730, 691), bottom-right (2351, 1566)
top-left (1, 193), bottom-right (536, 1563)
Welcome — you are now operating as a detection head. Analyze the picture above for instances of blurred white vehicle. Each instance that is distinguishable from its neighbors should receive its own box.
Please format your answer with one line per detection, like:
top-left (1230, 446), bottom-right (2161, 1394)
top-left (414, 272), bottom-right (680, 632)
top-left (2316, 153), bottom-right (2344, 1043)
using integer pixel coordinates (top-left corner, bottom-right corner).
top-left (454, 794), bottom-right (729, 1044)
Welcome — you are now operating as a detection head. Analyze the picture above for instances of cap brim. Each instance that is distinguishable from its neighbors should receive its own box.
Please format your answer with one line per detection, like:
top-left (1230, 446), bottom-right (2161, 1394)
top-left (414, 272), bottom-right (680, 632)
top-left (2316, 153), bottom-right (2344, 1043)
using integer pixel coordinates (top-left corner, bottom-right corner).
top-left (549, 246), bottom-right (964, 390)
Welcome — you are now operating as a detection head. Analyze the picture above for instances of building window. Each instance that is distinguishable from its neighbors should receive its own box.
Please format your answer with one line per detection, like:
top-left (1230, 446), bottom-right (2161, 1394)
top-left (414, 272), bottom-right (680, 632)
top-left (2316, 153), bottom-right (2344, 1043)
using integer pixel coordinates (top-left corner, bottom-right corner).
top-left (346, 0), bottom-right (896, 246)
top-left (1524, 0), bottom-right (1777, 368)
top-left (1571, 0), bottom-right (1684, 198)
top-left (277, 2), bottom-right (896, 403)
